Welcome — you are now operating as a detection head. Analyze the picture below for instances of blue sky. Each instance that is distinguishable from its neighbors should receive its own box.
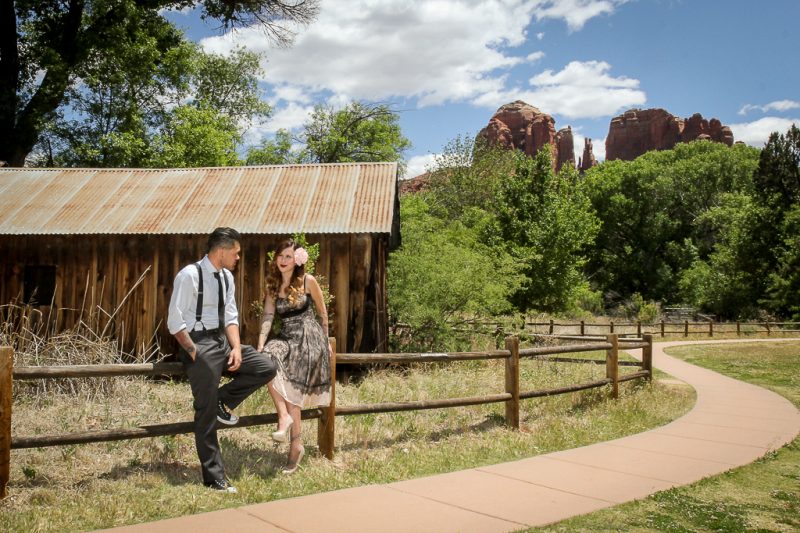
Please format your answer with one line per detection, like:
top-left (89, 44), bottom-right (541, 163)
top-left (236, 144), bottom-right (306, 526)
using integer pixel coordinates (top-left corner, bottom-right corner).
top-left (163, 0), bottom-right (799, 178)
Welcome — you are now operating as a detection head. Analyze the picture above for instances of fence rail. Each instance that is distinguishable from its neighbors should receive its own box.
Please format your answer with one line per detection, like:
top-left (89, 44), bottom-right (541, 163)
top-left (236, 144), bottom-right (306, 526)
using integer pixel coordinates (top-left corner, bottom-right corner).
top-left (0, 334), bottom-right (652, 499)
top-left (527, 319), bottom-right (800, 338)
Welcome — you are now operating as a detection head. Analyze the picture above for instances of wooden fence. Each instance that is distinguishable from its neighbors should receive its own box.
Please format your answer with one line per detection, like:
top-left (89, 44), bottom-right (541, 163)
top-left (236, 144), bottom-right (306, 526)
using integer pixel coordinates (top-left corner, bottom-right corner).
top-left (527, 319), bottom-right (800, 338)
top-left (0, 334), bottom-right (653, 499)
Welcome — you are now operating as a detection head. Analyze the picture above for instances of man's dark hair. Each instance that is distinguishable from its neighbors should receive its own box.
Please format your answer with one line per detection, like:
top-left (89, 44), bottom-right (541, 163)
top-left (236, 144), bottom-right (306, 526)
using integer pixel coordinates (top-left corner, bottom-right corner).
top-left (208, 227), bottom-right (241, 252)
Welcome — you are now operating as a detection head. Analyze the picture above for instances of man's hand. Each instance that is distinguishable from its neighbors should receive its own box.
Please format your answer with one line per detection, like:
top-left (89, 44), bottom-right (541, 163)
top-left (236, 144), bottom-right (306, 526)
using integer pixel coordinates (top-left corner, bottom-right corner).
top-left (227, 345), bottom-right (242, 372)
top-left (174, 330), bottom-right (197, 361)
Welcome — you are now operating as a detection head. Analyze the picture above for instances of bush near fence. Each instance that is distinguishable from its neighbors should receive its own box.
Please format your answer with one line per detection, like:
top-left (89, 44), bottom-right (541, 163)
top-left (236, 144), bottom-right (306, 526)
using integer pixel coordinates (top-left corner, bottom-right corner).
top-left (0, 334), bottom-right (653, 498)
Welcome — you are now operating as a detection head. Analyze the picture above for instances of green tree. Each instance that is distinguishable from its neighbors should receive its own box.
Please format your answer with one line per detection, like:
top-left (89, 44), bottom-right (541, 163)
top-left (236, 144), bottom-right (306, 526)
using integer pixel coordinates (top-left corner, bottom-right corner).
top-left (753, 125), bottom-right (800, 318)
top-left (1, 0), bottom-right (317, 166)
top-left (300, 101), bottom-right (411, 165)
top-left (489, 149), bottom-right (599, 312)
top-left (149, 104), bottom-right (241, 167)
top-left (246, 129), bottom-right (297, 165)
top-left (192, 46), bottom-right (271, 127)
top-left (35, 39), bottom-right (269, 168)
top-left (388, 194), bottom-right (519, 351)
top-left (678, 193), bottom-right (768, 318)
top-left (583, 141), bottom-right (760, 305)
top-left (754, 125), bottom-right (800, 210)
top-left (763, 205), bottom-right (800, 320)
top-left (425, 135), bottom-right (517, 222)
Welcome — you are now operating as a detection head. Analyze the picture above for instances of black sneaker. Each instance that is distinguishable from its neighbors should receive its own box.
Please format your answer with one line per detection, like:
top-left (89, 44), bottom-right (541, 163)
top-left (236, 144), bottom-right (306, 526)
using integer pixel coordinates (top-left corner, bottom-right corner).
top-left (217, 400), bottom-right (239, 425)
top-left (204, 478), bottom-right (238, 493)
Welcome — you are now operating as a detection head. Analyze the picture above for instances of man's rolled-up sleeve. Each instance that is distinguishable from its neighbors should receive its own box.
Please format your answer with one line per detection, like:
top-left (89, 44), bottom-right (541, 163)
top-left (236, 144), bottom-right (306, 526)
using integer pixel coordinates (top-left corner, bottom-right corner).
top-left (167, 269), bottom-right (193, 335)
top-left (223, 271), bottom-right (239, 328)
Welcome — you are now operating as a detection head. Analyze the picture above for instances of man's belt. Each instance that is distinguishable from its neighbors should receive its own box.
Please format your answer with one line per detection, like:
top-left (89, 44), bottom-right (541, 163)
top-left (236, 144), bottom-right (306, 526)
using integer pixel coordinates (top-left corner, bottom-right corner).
top-left (189, 327), bottom-right (223, 341)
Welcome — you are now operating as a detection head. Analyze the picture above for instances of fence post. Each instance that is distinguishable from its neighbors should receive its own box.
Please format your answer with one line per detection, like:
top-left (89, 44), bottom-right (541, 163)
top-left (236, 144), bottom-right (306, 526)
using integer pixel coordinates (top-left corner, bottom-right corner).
top-left (642, 334), bottom-right (653, 381)
top-left (318, 338), bottom-right (336, 460)
top-left (736, 321), bottom-right (741, 336)
top-left (549, 320), bottom-right (554, 335)
top-left (709, 320), bottom-right (713, 337)
top-left (609, 321), bottom-right (614, 333)
top-left (606, 334), bottom-right (619, 399)
top-left (660, 320), bottom-right (665, 337)
top-left (1, 346), bottom-right (12, 499)
top-left (637, 321), bottom-right (642, 337)
top-left (580, 320), bottom-right (585, 336)
top-left (504, 336), bottom-right (520, 430)
top-left (684, 320), bottom-right (689, 337)
top-left (765, 322), bottom-right (771, 336)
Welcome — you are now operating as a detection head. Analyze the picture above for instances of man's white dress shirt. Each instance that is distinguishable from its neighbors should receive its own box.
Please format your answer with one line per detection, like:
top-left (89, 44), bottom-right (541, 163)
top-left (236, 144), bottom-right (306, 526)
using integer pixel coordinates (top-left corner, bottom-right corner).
top-left (167, 255), bottom-right (239, 335)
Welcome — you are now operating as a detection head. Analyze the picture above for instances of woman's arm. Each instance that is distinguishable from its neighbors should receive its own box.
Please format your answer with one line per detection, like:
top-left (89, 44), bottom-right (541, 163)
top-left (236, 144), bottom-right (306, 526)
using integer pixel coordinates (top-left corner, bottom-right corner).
top-left (306, 275), bottom-right (329, 336)
top-left (257, 290), bottom-right (276, 352)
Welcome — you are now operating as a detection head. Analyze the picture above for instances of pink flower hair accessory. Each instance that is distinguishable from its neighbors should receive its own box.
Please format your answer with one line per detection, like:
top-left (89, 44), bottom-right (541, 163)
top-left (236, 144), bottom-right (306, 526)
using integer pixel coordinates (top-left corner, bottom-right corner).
top-left (294, 247), bottom-right (309, 266)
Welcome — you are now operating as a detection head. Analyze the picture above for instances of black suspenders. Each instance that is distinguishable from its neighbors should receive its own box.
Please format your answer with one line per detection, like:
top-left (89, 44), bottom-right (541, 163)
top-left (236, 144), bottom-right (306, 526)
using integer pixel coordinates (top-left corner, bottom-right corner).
top-left (194, 263), bottom-right (229, 331)
top-left (195, 263), bottom-right (204, 327)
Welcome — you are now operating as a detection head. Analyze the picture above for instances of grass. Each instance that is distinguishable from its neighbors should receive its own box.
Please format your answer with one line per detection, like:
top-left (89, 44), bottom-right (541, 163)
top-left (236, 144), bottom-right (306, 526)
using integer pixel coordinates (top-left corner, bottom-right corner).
top-left (0, 346), bottom-right (693, 532)
top-left (526, 340), bottom-right (800, 533)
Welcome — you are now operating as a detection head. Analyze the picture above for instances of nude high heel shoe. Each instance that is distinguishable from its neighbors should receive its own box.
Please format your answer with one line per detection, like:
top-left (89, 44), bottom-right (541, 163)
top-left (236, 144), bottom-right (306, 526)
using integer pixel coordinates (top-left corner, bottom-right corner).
top-left (281, 437), bottom-right (305, 474)
top-left (271, 418), bottom-right (293, 443)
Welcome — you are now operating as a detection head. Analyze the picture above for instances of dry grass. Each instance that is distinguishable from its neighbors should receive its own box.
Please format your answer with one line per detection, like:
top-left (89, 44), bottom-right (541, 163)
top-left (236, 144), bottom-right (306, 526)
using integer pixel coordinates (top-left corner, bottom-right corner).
top-left (0, 303), bottom-right (694, 532)
top-left (1, 334), bottom-right (693, 532)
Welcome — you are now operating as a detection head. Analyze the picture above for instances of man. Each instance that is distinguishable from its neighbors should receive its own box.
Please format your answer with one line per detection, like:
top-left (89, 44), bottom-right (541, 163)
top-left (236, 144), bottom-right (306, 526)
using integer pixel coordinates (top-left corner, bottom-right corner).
top-left (167, 227), bottom-right (276, 493)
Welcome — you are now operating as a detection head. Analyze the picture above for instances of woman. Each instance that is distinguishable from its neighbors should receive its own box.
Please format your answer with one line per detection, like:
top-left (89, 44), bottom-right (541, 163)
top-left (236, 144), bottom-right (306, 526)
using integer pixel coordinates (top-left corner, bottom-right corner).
top-left (257, 239), bottom-right (331, 474)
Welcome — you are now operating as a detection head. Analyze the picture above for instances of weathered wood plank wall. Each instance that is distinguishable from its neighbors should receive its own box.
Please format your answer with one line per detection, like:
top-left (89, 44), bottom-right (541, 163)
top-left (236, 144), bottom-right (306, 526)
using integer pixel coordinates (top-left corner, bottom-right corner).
top-left (0, 233), bottom-right (388, 356)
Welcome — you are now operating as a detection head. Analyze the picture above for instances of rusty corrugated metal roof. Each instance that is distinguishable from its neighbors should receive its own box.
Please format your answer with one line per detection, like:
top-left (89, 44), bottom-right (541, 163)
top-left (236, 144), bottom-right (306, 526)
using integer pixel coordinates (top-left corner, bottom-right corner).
top-left (0, 163), bottom-right (398, 235)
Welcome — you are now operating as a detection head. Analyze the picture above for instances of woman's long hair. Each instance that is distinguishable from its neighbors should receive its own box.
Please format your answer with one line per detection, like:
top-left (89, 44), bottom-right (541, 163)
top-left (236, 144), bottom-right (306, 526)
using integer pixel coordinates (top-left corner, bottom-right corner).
top-left (266, 239), bottom-right (306, 305)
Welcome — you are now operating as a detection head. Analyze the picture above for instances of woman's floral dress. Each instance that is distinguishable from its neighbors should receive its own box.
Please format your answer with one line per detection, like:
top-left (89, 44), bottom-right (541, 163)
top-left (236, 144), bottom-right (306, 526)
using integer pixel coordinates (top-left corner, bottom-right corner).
top-left (264, 279), bottom-right (331, 407)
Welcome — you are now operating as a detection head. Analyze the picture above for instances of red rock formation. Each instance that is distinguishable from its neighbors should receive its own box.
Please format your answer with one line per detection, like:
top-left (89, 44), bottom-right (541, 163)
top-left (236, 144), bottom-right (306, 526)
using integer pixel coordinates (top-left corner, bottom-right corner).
top-left (478, 100), bottom-right (575, 170)
top-left (682, 113), bottom-right (735, 146)
top-left (555, 127), bottom-right (575, 171)
top-left (399, 172), bottom-right (430, 195)
top-left (480, 117), bottom-right (514, 151)
top-left (579, 138), bottom-right (597, 172)
top-left (605, 108), bottom-right (682, 161)
top-left (606, 108), bottom-right (734, 161)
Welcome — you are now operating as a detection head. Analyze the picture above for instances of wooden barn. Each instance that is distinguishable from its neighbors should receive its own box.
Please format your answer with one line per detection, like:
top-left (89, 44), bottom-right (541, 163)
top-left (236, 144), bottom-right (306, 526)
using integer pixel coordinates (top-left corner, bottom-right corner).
top-left (0, 163), bottom-right (400, 355)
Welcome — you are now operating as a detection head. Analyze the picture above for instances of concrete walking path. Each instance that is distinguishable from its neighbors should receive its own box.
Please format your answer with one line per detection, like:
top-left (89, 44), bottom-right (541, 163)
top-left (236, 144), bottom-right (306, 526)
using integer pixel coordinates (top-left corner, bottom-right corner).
top-left (104, 339), bottom-right (800, 532)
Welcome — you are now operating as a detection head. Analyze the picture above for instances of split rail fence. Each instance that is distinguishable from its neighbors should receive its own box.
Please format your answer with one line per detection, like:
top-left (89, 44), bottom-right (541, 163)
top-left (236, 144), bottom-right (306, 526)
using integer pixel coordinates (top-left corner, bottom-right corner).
top-left (527, 319), bottom-right (800, 338)
top-left (0, 334), bottom-right (653, 499)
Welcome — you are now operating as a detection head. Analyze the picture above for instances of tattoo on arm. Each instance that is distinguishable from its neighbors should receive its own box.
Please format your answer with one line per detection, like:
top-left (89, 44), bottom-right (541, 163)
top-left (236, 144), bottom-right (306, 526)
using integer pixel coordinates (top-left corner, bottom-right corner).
top-left (175, 330), bottom-right (196, 356)
top-left (260, 313), bottom-right (274, 336)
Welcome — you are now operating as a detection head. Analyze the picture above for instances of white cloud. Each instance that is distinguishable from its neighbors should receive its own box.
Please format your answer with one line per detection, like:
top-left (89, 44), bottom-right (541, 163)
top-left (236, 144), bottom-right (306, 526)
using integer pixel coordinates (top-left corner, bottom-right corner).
top-left (202, 1), bottom-right (533, 107)
top-left (593, 137), bottom-right (606, 162)
top-left (530, 60), bottom-right (638, 88)
top-left (271, 84), bottom-right (313, 105)
top-left (738, 99), bottom-right (800, 115)
top-left (526, 51), bottom-right (546, 63)
top-left (536, 32), bottom-right (545, 40)
top-left (729, 117), bottom-right (799, 147)
top-left (200, 1), bottom-right (632, 110)
top-left (472, 60), bottom-right (646, 119)
top-left (403, 153), bottom-right (439, 180)
top-left (534, 0), bottom-right (630, 31)
top-left (246, 103), bottom-right (314, 142)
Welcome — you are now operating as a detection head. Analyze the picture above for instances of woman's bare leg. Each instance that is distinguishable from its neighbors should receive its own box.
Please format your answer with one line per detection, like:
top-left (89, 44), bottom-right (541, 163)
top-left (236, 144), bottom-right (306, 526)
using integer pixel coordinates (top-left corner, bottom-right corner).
top-left (287, 402), bottom-right (303, 464)
top-left (268, 381), bottom-right (293, 431)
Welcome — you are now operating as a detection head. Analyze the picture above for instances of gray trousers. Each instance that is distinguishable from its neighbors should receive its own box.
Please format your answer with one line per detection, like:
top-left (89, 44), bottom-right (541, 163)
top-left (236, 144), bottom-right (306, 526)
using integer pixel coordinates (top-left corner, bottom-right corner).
top-left (181, 330), bottom-right (277, 483)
